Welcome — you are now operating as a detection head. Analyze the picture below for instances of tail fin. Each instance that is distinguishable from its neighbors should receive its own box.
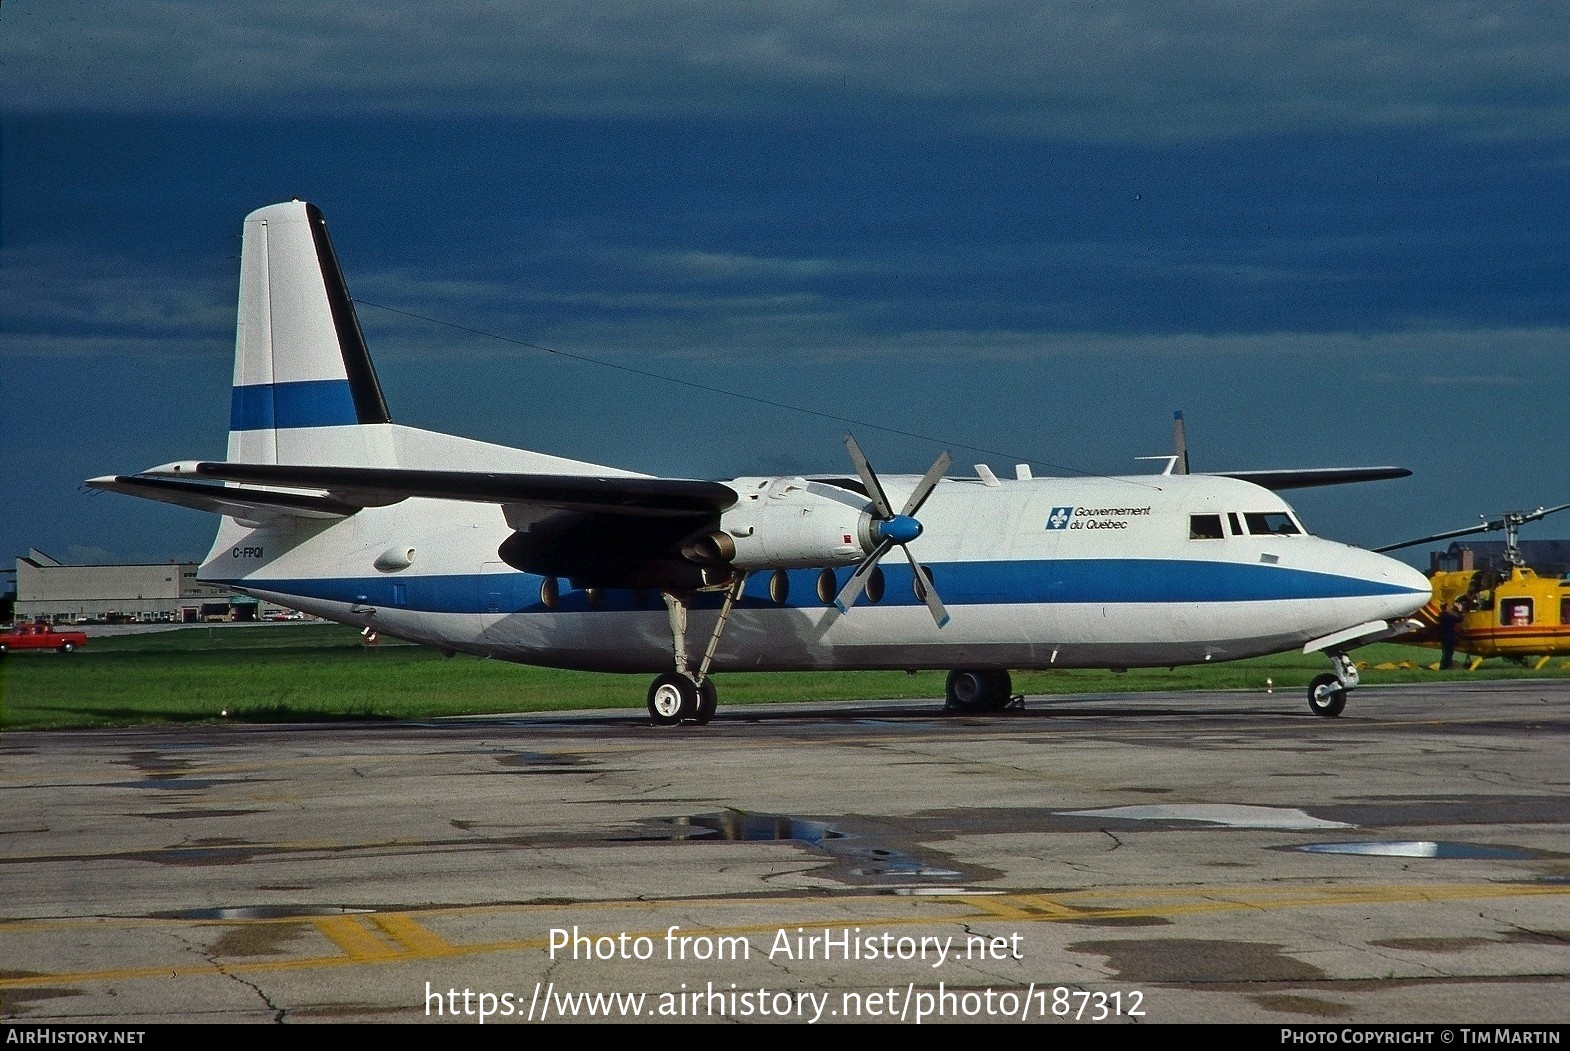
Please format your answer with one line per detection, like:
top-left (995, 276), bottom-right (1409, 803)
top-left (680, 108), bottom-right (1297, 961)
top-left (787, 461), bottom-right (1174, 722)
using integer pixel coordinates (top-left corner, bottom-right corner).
top-left (228, 201), bottom-right (395, 467)
top-left (1172, 410), bottom-right (1190, 475)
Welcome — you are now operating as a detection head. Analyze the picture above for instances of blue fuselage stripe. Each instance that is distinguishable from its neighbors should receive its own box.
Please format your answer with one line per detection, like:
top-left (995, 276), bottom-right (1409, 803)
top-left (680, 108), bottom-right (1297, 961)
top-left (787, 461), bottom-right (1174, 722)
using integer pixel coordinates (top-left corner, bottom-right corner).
top-left (230, 380), bottom-right (360, 431)
top-left (212, 558), bottom-right (1426, 616)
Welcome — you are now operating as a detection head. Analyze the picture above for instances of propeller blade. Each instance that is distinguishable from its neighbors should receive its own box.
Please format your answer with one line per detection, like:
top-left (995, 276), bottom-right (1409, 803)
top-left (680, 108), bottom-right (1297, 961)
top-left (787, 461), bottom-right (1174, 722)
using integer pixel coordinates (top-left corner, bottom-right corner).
top-left (903, 546), bottom-right (950, 628)
top-left (834, 539), bottom-right (895, 613)
top-left (843, 433), bottom-right (895, 520)
top-left (900, 450), bottom-right (952, 518)
top-left (836, 435), bottom-right (950, 628)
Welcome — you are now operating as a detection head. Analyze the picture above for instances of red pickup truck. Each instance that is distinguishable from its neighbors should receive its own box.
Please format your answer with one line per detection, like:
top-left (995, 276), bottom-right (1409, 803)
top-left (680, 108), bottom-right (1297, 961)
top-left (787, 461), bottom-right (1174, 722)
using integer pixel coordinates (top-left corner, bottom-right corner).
top-left (0, 622), bottom-right (89, 654)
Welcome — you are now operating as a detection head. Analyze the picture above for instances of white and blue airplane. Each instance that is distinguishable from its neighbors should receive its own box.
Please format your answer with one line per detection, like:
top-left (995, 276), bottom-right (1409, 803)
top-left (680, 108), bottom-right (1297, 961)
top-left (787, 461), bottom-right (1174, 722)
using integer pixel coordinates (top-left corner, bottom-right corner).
top-left (90, 201), bottom-right (1432, 725)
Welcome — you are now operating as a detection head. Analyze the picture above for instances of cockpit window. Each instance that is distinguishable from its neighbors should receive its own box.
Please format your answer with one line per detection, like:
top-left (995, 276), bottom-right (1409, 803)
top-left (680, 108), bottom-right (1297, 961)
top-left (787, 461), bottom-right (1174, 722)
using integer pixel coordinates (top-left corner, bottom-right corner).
top-left (1243, 512), bottom-right (1301, 536)
top-left (1189, 514), bottom-right (1224, 539)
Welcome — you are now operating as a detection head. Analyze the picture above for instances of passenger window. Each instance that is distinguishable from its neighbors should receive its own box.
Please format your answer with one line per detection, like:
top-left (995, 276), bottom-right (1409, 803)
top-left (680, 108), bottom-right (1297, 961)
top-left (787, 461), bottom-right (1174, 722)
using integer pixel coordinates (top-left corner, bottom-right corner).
top-left (1189, 514), bottom-right (1224, 539)
top-left (1560, 597), bottom-right (1570, 626)
top-left (1244, 512), bottom-right (1301, 536)
top-left (1501, 599), bottom-right (1533, 627)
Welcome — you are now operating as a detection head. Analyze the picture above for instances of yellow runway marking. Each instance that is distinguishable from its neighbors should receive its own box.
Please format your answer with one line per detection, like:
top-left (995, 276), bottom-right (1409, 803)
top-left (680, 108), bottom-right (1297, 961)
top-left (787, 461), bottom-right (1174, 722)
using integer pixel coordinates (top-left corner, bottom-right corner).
top-left (372, 913), bottom-right (454, 955)
top-left (3, 880), bottom-right (1567, 990)
top-left (313, 915), bottom-right (401, 959)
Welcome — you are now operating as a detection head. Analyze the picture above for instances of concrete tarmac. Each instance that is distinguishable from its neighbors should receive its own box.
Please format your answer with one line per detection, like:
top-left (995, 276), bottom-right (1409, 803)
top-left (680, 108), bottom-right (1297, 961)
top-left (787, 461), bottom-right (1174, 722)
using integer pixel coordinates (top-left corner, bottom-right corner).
top-left (2, 680), bottom-right (1567, 1024)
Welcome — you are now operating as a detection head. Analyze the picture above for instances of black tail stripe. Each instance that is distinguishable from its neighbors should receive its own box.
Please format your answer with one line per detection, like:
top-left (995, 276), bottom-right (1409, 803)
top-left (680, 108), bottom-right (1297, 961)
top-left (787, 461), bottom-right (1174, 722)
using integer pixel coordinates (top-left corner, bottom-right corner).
top-left (306, 203), bottom-right (392, 425)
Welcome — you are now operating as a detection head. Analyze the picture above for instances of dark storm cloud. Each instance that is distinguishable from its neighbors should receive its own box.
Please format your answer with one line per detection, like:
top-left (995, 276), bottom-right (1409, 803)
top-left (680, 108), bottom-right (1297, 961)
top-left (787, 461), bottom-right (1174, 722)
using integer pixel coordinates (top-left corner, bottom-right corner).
top-left (6, 1), bottom-right (1569, 139)
top-left (3, 3), bottom-right (1569, 563)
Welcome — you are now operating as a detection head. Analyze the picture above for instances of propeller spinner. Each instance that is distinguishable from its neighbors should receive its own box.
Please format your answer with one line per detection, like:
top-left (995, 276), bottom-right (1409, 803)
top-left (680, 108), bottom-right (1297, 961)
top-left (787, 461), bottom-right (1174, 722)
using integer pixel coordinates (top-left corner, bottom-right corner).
top-left (835, 434), bottom-right (952, 627)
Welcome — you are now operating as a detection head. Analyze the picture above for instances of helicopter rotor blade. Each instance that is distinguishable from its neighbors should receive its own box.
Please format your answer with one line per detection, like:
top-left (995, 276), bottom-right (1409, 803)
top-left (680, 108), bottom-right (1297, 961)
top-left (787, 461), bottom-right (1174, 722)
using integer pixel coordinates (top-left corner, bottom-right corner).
top-left (1375, 502), bottom-right (1570, 554)
top-left (1517, 502), bottom-right (1570, 526)
top-left (1375, 522), bottom-right (1503, 554)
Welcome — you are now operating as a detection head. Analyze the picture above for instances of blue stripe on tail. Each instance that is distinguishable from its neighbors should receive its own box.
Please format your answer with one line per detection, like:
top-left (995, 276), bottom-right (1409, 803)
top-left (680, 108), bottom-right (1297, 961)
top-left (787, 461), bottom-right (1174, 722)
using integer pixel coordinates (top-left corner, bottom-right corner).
top-left (230, 380), bottom-right (360, 431)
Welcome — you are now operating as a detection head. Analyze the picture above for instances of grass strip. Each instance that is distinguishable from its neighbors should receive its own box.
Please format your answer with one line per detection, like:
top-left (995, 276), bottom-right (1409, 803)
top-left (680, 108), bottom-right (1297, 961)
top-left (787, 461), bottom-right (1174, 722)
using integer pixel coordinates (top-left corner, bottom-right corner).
top-left (4, 623), bottom-right (1566, 730)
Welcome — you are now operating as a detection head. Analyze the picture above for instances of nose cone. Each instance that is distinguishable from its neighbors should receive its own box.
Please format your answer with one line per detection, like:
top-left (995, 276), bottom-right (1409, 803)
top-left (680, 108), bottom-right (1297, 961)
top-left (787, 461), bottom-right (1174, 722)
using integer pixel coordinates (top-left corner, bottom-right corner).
top-left (874, 514), bottom-right (923, 545)
top-left (1359, 549), bottom-right (1434, 621)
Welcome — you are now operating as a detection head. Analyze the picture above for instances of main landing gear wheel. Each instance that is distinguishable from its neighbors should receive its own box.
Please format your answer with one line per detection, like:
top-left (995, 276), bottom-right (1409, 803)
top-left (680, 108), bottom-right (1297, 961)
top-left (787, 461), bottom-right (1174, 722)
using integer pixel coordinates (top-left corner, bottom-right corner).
top-left (647, 673), bottom-right (699, 726)
top-left (694, 679), bottom-right (717, 725)
top-left (945, 669), bottom-right (1013, 713)
top-left (1307, 673), bottom-right (1347, 718)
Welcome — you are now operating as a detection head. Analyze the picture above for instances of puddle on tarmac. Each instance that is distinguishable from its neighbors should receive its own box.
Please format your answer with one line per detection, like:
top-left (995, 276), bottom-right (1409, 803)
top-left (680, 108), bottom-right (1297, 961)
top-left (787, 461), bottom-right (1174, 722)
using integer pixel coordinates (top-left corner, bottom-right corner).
top-left (852, 846), bottom-right (961, 878)
top-left (647, 813), bottom-right (970, 885)
top-left (164, 905), bottom-right (376, 920)
top-left (661, 813), bottom-right (845, 844)
top-left (1063, 804), bottom-right (1352, 830)
top-left (495, 751), bottom-right (586, 771)
top-left (1293, 840), bottom-right (1549, 860)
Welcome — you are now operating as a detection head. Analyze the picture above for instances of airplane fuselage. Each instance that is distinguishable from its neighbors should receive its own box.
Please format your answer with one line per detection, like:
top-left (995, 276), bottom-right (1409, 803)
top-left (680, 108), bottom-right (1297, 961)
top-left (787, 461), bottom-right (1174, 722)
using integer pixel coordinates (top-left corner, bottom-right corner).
top-left (206, 472), bottom-right (1430, 674)
top-left (93, 200), bottom-right (1431, 722)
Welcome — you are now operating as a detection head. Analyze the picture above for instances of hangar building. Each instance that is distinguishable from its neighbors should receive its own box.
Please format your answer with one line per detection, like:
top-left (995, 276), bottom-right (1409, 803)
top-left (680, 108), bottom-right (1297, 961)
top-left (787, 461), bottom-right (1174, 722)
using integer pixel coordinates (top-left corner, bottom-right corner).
top-left (13, 550), bottom-right (254, 624)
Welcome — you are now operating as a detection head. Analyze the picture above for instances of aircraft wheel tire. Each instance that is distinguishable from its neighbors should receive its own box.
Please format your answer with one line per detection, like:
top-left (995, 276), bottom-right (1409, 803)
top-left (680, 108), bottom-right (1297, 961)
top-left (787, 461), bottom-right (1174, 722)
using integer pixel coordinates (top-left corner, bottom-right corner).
top-left (945, 668), bottom-right (1012, 712)
top-left (1307, 673), bottom-right (1347, 718)
top-left (693, 679), bottom-right (717, 725)
top-left (648, 673), bottom-right (698, 727)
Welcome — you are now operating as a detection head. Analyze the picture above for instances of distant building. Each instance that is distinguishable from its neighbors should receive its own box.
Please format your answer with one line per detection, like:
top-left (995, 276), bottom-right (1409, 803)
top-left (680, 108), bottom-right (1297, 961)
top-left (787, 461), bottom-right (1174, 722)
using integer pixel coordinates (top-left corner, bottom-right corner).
top-left (1429, 540), bottom-right (1570, 578)
top-left (13, 549), bottom-right (256, 624)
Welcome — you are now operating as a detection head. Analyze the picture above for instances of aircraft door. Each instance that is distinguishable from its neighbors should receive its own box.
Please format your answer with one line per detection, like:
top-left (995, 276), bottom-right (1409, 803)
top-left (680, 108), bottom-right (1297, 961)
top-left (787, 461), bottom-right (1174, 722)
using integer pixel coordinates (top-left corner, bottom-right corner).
top-left (480, 560), bottom-right (509, 615)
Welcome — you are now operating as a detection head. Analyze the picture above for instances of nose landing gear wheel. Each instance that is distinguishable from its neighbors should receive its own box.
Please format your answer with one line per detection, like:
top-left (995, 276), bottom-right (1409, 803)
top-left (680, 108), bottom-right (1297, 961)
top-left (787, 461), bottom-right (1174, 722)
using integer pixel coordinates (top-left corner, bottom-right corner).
top-left (1307, 673), bottom-right (1347, 718)
top-left (647, 673), bottom-right (699, 726)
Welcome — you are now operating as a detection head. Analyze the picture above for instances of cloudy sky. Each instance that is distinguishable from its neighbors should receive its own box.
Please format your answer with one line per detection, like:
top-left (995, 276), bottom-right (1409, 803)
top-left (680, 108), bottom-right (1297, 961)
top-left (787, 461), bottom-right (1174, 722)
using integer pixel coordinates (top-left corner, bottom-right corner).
top-left (4, 1), bottom-right (1569, 571)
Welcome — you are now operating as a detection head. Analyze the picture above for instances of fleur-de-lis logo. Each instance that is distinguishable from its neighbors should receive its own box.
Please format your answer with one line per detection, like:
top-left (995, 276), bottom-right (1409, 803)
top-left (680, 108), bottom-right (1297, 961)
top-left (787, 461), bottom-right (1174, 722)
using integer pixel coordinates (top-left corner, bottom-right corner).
top-left (1047, 506), bottom-right (1074, 530)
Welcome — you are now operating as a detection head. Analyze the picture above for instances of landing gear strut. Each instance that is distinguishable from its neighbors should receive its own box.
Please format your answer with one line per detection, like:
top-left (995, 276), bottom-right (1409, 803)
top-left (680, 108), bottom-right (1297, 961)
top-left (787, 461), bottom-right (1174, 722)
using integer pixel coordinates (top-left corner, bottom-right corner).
top-left (1307, 650), bottom-right (1359, 718)
top-left (649, 574), bottom-right (745, 727)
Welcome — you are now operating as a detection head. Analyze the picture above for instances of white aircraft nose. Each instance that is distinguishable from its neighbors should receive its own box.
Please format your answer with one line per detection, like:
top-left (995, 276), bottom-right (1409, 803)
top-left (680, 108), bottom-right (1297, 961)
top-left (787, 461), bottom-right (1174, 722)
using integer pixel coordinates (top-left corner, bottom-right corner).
top-left (1365, 550), bottom-right (1434, 620)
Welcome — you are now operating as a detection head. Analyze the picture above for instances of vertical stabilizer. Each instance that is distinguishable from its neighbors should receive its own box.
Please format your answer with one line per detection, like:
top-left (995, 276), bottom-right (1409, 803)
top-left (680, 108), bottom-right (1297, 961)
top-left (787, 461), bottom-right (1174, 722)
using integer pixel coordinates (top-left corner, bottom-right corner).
top-left (227, 201), bottom-right (395, 466)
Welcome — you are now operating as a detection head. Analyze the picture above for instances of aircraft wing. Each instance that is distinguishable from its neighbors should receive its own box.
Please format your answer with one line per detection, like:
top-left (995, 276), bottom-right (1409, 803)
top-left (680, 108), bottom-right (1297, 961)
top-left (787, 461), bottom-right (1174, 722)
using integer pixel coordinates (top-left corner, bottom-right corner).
top-left (1166, 412), bottom-right (1411, 490)
top-left (93, 461), bottom-right (741, 589)
top-left (1206, 467), bottom-right (1412, 491)
top-left (86, 474), bottom-right (362, 523)
top-left (105, 461), bottom-right (738, 517)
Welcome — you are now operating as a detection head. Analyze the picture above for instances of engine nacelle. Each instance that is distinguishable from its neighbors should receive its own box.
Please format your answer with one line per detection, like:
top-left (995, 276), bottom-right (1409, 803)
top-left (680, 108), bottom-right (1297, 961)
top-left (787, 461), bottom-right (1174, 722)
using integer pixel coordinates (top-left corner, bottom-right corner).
top-left (687, 477), bottom-right (870, 570)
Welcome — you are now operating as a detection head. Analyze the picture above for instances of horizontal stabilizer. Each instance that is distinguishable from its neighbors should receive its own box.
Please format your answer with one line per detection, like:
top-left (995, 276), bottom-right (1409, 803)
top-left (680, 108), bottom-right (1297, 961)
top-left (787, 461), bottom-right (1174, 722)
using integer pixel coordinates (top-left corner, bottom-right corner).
top-left (86, 475), bottom-right (359, 523)
top-left (144, 462), bottom-right (738, 517)
top-left (1209, 466), bottom-right (1411, 491)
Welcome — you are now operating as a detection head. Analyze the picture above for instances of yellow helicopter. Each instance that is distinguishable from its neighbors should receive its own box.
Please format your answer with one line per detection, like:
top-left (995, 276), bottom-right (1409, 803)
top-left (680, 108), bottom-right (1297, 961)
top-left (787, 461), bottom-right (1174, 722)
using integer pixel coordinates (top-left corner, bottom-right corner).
top-left (1376, 504), bottom-right (1570, 669)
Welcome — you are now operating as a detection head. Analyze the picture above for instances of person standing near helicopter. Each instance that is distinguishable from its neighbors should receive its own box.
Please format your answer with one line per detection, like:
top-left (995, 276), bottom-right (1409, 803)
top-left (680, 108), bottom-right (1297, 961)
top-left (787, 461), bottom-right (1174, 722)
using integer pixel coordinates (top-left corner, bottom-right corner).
top-left (1437, 601), bottom-right (1464, 669)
